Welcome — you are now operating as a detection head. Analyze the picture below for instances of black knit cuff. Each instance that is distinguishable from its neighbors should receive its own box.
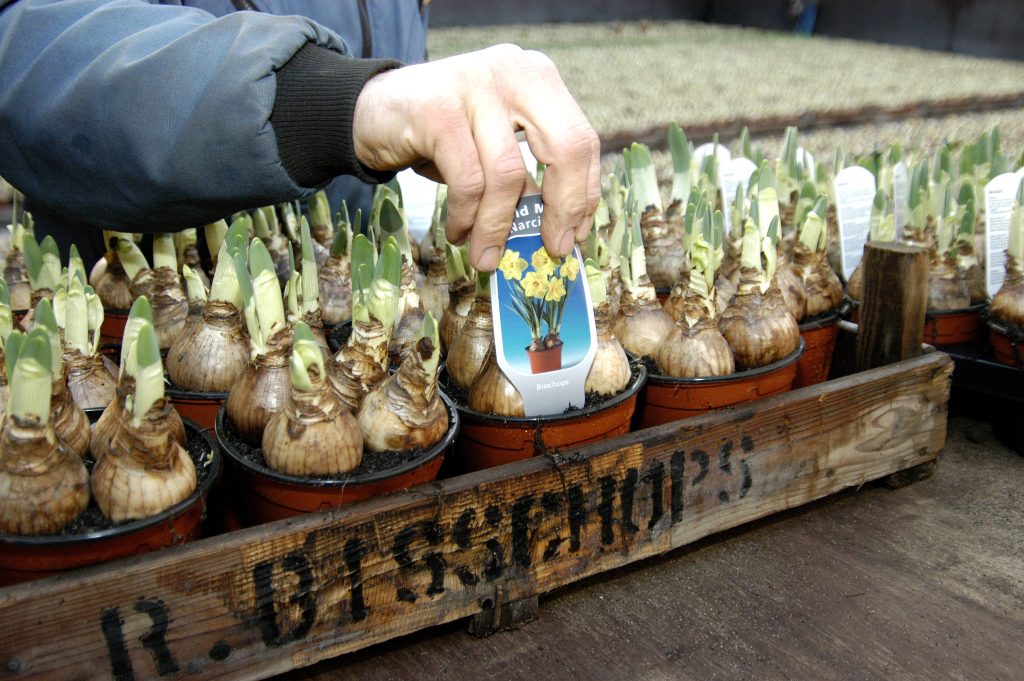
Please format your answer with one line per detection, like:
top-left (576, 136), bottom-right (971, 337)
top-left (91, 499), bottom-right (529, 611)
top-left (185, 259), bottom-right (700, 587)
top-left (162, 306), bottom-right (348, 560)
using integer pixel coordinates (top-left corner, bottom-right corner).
top-left (271, 42), bottom-right (400, 188)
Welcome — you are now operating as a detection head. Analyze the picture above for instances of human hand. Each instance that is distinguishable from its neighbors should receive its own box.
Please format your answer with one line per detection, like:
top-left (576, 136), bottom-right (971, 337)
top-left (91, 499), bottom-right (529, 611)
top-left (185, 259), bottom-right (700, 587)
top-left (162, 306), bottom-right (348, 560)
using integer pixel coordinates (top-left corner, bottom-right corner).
top-left (353, 44), bottom-right (600, 271)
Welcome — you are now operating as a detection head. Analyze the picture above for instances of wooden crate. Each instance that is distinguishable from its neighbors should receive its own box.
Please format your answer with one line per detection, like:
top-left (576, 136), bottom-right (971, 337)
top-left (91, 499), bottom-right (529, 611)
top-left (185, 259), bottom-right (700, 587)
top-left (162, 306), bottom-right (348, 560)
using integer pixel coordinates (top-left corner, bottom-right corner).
top-left (0, 336), bottom-right (952, 681)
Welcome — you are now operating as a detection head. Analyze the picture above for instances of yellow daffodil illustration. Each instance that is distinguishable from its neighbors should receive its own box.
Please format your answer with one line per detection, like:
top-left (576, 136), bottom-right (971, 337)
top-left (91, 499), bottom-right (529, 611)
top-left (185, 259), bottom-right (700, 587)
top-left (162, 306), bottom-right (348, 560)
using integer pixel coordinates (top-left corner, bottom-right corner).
top-left (499, 245), bottom-right (580, 357)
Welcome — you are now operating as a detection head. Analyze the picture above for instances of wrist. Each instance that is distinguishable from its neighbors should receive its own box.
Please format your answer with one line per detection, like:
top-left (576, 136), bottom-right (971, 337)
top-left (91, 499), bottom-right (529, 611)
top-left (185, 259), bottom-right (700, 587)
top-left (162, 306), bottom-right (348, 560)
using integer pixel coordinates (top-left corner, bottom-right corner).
top-left (271, 43), bottom-right (400, 187)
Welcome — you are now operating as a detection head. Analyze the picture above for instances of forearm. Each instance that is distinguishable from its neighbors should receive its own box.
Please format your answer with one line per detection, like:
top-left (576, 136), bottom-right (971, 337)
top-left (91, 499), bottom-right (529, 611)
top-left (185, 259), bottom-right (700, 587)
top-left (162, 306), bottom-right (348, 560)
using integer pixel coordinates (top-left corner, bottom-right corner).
top-left (0, 0), bottom-right (396, 231)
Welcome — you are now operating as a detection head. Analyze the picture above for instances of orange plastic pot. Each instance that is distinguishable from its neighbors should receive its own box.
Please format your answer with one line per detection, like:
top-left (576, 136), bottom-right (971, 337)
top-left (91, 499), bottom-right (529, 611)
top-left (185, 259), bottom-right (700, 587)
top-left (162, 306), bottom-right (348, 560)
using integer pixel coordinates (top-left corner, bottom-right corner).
top-left (923, 303), bottom-right (985, 346)
top-left (794, 311), bottom-right (843, 388)
top-left (166, 386), bottom-right (227, 431)
top-left (215, 394), bottom-right (457, 525)
top-left (100, 307), bottom-right (130, 346)
top-left (452, 366), bottom-right (646, 473)
top-left (0, 410), bottom-right (221, 586)
top-left (634, 341), bottom-right (803, 429)
top-left (988, 320), bottom-right (1023, 368)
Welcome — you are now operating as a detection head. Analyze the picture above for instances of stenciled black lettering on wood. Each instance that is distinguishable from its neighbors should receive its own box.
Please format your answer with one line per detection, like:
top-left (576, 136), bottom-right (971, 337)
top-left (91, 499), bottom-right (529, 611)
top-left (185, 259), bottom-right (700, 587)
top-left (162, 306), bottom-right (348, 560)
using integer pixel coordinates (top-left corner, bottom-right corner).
top-left (483, 505), bottom-right (505, 581)
top-left (670, 450), bottom-right (685, 524)
top-left (740, 460), bottom-right (753, 498)
top-left (511, 495), bottom-right (536, 568)
top-left (691, 450), bottom-right (710, 486)
top-left (718, 442), bottom-right (733, 474)
top-left (598, 475), bottom-right (616, 545)
top-left (342, 537), bottom-right (369, 622)
top-left (392, 521), bottom-right (447, 602)
top-left (644, 461), bottom-right (665, 530)
top-left (134, 599), bottom-right (179, 676)
top-left (453, 508), bottom-right (481, 587)
top-left (253, 550), bottom-right (316, 648)
top-left (620, 468), bottom-right (640, 536)
top-left (541, 491), bottom-right (564, 561)
top-left (567, 484), bottom-right (586, 552)
top-left (100, 607), bottom-right (134, 681)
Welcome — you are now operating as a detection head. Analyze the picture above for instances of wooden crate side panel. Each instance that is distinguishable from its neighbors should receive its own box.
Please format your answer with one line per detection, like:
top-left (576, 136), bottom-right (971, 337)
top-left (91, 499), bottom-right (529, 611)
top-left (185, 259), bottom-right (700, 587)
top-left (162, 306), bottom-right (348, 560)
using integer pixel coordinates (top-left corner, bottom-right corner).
top-left (0, 353), bottom-right (952, 681)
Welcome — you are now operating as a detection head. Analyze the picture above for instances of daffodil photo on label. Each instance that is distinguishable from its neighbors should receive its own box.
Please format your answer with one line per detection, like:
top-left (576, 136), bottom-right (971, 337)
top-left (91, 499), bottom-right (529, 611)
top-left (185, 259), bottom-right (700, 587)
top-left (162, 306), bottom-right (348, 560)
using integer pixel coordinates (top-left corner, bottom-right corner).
top-left (497, 245), bottom-right (581, 355)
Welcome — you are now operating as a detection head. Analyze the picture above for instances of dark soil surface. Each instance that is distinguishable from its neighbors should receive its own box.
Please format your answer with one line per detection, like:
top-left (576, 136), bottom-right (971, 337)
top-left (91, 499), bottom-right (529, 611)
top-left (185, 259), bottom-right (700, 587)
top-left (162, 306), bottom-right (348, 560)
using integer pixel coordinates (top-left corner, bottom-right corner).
top-left (219, 412), bottom-right (446, 480)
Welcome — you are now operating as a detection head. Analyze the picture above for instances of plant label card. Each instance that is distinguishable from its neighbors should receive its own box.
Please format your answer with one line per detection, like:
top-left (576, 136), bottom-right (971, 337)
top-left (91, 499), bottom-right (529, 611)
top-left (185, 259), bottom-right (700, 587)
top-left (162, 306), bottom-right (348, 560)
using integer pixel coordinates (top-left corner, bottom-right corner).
top-left (490, 194), bottom-right (597, 417)
top-left (720, 157), bottom-right (758, 235)
top-left (833, 166), bottom-right (877, 281)
top-left (984, 171), bottom-right (1024, 298)
top-left (892, 161), bottom-right (910, 238)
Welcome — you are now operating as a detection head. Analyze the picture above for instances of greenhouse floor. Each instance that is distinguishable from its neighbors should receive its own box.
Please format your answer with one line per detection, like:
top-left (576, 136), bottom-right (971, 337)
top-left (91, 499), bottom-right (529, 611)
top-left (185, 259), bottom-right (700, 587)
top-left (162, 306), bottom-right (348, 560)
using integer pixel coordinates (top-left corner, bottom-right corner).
top-left (278, 398), bottom-right (1024, 681)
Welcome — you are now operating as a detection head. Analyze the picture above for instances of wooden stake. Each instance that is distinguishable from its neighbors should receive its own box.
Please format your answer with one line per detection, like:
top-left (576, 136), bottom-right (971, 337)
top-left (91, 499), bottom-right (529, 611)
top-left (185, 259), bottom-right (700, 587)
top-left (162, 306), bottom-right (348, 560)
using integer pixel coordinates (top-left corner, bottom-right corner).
top-left (856, 241), bottom-right (929, 372)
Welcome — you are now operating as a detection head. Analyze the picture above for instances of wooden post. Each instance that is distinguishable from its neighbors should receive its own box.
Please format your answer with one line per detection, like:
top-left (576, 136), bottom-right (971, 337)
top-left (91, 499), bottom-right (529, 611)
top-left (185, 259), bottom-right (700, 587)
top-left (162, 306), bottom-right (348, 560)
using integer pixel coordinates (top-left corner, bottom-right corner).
top-left (856, 241), bottom-right (930, 372)
top-left (855, 240), bottom-right (935, 487)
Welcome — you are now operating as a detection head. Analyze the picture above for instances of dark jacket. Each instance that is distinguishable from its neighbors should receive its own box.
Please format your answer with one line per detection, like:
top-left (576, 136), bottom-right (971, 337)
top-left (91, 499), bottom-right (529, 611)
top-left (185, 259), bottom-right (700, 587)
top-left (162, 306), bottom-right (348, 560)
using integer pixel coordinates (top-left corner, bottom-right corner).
top-left (0, 0), bottom-right (428, 264)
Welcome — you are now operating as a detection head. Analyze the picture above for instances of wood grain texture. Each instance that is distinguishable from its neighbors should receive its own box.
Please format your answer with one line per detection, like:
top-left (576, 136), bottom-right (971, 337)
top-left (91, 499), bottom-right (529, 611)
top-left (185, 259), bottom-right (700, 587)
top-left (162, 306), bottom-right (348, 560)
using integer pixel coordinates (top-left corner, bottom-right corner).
top-left (856, 241), bottom-right (930, 371)
top-left (0, 352), bottom-right (952, 681)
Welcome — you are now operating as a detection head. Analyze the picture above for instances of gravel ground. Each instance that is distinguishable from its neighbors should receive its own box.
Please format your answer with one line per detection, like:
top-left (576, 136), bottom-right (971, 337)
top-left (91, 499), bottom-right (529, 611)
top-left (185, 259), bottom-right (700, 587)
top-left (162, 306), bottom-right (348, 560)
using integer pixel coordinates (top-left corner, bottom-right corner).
top-left (429, 21), bottom-right (1024, 140)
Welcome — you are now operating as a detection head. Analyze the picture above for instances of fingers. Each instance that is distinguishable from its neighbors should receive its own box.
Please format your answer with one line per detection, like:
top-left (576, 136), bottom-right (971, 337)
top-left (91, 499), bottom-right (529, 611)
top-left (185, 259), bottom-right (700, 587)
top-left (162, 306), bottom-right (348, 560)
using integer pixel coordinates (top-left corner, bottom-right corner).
top-left (462, 91), bottom-right (529, 271)
top-left (352, 45), bottom-right (600, 267)
top-left (505, 50), bottom-right (601, 256)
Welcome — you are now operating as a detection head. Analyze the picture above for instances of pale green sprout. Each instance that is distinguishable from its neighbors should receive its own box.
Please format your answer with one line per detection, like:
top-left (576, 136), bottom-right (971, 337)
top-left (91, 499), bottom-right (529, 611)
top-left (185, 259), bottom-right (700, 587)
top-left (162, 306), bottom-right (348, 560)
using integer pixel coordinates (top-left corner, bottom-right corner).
top-left (251, 206), bottom-right (271, 240)
top-left (753, 160), bottom-right (780, 238)
top-left (204, 220), bottom-right (229, 264)
top-left (379, 195), bottom-right (415, 266)
top-left (289, 321), bottom-right (323, 393)
top-left (299, 218), bottom-right (320, 315)
top-left (628, 143), bottom-right (662, 213)
top-left (585, 258), bottom-right (607, 308)
top-left (350, 234), bottom-right (401, 331)
top-left (8, 328), bottom-right (52, 424)
top-left (152, 233), bottom-right (177, 271)
top-left (209, 240), bottom-right (242, 308)
top-left (119, 296), bottom-right (153, 379)
top-left (0, 281), bottom-right (11, 348)
top-left (127, 322), bottom-right (164, 426)
top-left (308, 190), bottom-right (332, 239)
top-left (62, 277), bottom-right (91, 356)
top-left (869, 189), bottom-right (896, 243)
top-left (85, 285), bottom-right (104, 355)
top-left (182, 264), bottom-right (208, 304)
top-left (117, 238), bottom-right (150, 281)
top-left (249, 238), bottom-right (287, 344)
top-left (668, 123), bottom-right (692, 209)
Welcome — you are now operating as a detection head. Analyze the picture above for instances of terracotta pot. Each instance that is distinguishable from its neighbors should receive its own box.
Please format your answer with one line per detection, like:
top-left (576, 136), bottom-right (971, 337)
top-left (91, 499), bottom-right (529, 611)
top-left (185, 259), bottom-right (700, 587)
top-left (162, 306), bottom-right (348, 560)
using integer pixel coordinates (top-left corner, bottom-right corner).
top-left (0, 409), bottom-right (221, 586)
top-left (100, 307), bottom-right (130, 346)
top-left (794, 309), bottom-right (843, 388)
top-left (633, 340), bottom-right (803, 429)
top-left (527, 342), bottom-right (563, 374)
top-left (988, 319), bottom-right (1024, 368)
top-left (923, 303), bottom-right (986, 346)
top-left (215, 393), bottom-right (458, 525)
top-left (166, 386), bottom-right (227, 431)
top-left (452, 366), bottom-right (646, 473)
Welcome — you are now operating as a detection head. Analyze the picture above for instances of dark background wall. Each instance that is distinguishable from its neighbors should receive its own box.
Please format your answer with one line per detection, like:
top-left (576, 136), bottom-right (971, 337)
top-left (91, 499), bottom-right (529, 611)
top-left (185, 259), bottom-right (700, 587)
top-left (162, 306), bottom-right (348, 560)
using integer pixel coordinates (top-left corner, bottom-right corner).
top-left (429, 0), bottom-right (1024, 61)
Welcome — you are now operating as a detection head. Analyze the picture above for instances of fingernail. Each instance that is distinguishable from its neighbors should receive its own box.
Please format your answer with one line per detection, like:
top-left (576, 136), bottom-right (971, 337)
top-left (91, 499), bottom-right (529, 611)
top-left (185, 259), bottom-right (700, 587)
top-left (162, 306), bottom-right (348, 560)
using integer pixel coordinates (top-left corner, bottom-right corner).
top-left (557, 228), bottom-right (575, 255)
top-left (477, 246), bottom-right (500, 272)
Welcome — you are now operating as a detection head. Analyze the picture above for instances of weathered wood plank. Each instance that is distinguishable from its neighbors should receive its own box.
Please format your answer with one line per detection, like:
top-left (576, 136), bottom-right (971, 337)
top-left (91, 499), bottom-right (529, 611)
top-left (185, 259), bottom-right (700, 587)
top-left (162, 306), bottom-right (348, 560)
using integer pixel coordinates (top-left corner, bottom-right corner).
top-left (0, 351), bottom-right (952, 681)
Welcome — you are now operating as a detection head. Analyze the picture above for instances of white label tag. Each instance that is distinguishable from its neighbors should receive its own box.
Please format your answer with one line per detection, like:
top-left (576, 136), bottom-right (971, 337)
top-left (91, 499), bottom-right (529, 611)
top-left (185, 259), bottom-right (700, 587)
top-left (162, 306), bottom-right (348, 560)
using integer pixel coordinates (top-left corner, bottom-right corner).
top-left (719, 157), bottom-right (758, 235)
top-left (490, 195), bottom-right (597, 417)
top-left (984, 171), bottom-right (1024, 299)
top-left (892, 161), bottom-right (909, 239)
top-left (833, 166), bottom-right (877, 281)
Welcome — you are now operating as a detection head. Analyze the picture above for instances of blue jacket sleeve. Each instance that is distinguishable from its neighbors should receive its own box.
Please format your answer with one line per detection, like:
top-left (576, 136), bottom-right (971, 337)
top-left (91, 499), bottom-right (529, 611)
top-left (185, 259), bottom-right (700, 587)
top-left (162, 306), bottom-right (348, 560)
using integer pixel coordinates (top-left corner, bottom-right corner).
top-left (0, 0), bottom-right (398, 231)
